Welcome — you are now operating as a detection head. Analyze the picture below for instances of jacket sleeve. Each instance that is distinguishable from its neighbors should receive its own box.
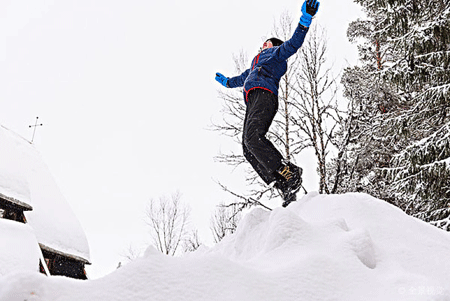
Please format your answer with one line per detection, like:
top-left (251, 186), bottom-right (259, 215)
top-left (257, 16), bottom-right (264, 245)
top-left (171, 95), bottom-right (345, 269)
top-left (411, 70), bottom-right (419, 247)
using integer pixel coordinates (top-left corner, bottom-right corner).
top-left (227, 68), bottom-right (250, 88)
top-left (273, 24), bottom-right (309, 61)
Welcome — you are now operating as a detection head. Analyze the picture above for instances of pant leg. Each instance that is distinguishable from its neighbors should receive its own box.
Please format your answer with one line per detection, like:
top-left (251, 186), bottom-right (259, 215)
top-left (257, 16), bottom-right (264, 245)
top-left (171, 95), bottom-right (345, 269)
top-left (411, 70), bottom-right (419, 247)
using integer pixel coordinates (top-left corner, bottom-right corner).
top-left (242, 89), bottom-right (284, 183)
top-left (243, 142), bottom-right (277, 184)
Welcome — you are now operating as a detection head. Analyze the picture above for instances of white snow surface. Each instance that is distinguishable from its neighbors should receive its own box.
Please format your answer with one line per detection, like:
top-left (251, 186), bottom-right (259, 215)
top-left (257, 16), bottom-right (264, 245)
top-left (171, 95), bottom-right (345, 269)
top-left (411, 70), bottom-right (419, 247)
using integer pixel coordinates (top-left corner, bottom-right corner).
top-left (0, 218), bottom-right (41, 276)
top-left (1, 192), bottom-right (449, 301)
top-left (0, 124), bottom-right (90, 263)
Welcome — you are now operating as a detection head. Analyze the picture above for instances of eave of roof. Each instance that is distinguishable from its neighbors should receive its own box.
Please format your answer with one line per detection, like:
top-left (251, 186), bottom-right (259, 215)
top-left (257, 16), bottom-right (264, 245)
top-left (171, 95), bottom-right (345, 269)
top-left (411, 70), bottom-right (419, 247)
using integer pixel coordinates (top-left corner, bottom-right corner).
top-left (39, 243), bottom-right (91, 265)
top-left (0, 193), bottom-right (33, 211)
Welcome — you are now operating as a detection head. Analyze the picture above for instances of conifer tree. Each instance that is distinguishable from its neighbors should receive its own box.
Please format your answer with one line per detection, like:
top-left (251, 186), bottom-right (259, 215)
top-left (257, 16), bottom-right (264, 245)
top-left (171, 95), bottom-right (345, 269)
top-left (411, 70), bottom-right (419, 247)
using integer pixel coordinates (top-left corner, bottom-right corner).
top-left (341, 0), bottom-right (450, 227)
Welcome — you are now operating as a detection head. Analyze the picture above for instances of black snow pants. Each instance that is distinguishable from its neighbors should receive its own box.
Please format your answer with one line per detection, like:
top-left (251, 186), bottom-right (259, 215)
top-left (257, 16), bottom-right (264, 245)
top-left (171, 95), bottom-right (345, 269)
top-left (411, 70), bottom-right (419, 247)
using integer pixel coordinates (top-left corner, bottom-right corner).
top-left (242, 89), bottom-right (284, 185)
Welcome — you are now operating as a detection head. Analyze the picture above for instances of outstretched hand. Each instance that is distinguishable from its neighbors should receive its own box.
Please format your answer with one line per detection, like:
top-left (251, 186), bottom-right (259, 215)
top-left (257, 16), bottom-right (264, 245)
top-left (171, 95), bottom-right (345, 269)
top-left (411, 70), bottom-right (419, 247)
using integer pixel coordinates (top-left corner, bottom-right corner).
top-left (304, 0), bottom-right (319, 17)
top-left (300, 0), bottom-right (320, 27)
top-left (215, 73), bottom-right (229, 88)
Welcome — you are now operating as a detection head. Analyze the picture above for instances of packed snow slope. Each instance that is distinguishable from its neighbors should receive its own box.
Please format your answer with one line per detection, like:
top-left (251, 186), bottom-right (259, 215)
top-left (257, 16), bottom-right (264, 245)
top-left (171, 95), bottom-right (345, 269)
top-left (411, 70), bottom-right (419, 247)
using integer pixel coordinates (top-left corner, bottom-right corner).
top-left (1, 192), bottom-right (450, 301)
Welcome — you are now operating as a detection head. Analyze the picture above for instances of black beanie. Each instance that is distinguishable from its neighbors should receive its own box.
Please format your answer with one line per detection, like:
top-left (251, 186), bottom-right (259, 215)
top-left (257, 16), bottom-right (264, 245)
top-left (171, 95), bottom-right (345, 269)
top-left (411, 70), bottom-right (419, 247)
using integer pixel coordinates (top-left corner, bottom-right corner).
top-left (266, 37), bottom-right (284, 47)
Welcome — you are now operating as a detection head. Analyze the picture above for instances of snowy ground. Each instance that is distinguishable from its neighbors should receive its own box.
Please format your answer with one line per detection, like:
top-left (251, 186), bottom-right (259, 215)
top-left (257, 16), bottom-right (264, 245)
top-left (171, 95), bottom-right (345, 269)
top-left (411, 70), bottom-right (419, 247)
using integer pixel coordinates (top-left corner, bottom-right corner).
top-left (1, 192), bottom-right (449, 301)
top-left (0, 219), bottom-right (41, 277)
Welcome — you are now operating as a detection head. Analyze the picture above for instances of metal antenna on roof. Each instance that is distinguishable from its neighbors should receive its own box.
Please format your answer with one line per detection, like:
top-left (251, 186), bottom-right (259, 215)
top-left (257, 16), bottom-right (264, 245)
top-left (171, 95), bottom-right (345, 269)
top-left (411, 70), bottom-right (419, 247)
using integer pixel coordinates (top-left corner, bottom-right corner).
top-left (29, 117), bottom-right (43, 143)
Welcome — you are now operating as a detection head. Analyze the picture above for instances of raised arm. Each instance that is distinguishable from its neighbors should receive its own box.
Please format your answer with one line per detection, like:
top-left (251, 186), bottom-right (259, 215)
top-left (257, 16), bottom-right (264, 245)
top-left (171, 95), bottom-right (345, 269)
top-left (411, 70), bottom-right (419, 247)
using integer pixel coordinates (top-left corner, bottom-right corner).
top-left (273, 0), bottom-right (320, 61)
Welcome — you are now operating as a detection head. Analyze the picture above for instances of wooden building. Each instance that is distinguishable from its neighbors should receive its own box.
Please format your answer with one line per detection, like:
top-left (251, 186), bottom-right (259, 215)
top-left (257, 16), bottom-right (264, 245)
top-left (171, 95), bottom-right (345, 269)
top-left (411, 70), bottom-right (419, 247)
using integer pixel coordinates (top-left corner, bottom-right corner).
top-left (0, 124), bottom-right (91, 279)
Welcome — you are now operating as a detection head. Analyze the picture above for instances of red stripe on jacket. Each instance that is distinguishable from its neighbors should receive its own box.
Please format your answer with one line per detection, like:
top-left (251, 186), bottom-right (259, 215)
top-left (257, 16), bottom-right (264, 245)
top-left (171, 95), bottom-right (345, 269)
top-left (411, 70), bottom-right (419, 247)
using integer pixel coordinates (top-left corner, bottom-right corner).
top-left (251, 53), bottom-right (261, 70)
top-left (245, 87), bottom-right (274, 102)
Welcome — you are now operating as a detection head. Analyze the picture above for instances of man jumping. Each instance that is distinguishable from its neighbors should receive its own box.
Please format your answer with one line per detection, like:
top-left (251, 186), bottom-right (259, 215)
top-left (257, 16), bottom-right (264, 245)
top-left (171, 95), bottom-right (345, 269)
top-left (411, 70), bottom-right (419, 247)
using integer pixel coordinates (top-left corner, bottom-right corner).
top-left (215, 0), bottom-right (320, 207)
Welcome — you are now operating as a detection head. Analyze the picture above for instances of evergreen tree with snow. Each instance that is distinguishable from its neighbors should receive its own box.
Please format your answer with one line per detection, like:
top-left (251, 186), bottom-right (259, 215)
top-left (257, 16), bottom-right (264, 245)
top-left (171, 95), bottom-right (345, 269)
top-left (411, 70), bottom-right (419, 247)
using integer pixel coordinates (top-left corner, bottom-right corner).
top-left (340, 0), bottom-right (450, 228)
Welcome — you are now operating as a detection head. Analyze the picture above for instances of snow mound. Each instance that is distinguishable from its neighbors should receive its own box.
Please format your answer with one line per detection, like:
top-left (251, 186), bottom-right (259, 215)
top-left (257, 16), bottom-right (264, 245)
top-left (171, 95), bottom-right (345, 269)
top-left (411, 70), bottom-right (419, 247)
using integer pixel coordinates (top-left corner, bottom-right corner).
top-left (1, 193), bottom-right (450, 301)
top-left (213, 203), bottom-right (377, 270)
top-left (0, 219), bottom-right (41, 276)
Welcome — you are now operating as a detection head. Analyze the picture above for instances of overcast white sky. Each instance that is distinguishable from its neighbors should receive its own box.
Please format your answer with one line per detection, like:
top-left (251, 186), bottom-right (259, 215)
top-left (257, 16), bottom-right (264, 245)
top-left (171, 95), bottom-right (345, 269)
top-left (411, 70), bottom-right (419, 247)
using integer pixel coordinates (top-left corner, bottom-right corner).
top-left (0, 0), bottom-right (364, 278)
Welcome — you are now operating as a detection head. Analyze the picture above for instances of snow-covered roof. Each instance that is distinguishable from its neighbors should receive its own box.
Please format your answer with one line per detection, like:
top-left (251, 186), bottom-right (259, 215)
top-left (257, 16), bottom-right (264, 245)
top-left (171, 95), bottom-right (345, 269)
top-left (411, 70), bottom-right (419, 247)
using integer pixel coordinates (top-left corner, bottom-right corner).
top-left (0, 124), bottom-right (90, 263)
top-left (0, 125), bottom-right (33, 208)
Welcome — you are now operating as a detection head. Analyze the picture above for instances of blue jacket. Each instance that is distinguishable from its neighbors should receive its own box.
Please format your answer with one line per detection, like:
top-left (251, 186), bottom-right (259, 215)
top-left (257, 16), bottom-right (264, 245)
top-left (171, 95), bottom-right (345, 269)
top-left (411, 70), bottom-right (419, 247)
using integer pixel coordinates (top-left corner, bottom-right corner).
top-left (227, 24), bottom-right (309, 102)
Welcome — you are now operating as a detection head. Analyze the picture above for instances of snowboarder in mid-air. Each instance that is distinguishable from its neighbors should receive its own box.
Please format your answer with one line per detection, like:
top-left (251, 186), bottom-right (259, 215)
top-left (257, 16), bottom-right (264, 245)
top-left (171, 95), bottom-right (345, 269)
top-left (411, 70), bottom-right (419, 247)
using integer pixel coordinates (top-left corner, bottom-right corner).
top-left (215, 0), bottom-right (320, 207)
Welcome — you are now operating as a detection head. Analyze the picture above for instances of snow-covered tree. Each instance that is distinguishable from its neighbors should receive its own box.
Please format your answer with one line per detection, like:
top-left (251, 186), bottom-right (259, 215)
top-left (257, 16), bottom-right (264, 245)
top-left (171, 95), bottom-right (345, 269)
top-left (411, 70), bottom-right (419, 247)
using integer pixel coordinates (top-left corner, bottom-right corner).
top-left (341, 0), bottom-right (450, 226)
top-left (333, 65), bottom-right (399, 202)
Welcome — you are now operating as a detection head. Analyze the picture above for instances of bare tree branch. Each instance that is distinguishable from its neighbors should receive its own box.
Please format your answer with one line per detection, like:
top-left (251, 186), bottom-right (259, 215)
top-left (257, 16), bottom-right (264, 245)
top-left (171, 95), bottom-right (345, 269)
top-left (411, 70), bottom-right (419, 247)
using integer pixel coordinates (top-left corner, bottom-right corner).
top-left (215, 181), bottom-right (273, 211)
top-left (145, 191), bottom-right (191, 256)
top-left (210, 203), bottom-right (242, 243)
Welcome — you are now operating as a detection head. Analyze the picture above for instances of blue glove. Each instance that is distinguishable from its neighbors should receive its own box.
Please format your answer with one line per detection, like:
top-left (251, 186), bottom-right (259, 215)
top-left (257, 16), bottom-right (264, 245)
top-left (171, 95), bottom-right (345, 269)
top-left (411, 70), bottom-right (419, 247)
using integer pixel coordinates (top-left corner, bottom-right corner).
top-left (300, 0), bottom-right (320, 27)
top-left (215, 72), bottom-right (229, 88)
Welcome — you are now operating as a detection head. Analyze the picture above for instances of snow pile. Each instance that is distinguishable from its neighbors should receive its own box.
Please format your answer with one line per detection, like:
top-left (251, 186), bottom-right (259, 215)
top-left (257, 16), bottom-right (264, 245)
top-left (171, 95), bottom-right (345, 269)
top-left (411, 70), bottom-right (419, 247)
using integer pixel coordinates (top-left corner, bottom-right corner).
top-left (0, 219), bottom-right (41, 276)
top-left (0, 124), bottom-right (90, 263)
top-left (1, 193), bottom-right (450, 301)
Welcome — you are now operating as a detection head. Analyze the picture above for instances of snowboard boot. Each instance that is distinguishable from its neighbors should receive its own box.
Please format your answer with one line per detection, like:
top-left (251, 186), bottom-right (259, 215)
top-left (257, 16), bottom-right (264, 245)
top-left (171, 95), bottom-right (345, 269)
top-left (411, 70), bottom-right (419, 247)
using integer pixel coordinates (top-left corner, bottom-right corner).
top-left (282, 193), bottom-right (297, 208)
top-left (275, 162), bottom-right (303, 207)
